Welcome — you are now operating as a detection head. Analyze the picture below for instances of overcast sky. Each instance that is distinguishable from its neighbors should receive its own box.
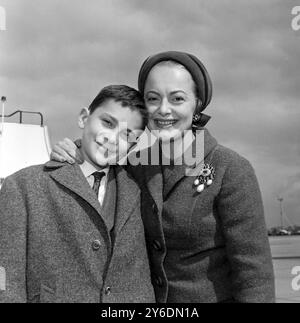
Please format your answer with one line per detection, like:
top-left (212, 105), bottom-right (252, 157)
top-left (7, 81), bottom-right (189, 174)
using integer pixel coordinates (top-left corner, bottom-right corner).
top-left (0, 0), bottom-right (299, 227)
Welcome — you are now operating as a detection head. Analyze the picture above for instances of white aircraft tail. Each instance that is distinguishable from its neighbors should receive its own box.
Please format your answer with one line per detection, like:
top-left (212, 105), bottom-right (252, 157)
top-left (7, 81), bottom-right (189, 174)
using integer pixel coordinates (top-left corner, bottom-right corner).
top-left (0, 110), bottom-right (51, 188)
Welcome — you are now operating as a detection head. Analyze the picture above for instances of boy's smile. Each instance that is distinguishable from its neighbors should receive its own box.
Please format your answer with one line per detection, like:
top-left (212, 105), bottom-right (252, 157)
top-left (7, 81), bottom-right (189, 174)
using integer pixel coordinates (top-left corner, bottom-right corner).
top-left (78, 99), bottom-right (143, 168)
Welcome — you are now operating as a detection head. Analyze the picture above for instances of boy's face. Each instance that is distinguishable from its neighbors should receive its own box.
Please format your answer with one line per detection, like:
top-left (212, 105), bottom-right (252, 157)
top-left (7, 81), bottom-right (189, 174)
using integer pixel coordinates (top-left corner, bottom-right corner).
top-left (78, 99), bottom-right (143, 168)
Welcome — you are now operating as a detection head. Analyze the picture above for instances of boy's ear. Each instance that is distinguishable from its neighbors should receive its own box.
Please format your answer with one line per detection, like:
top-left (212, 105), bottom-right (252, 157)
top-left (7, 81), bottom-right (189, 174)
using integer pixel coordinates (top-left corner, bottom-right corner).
top-left (78, 107), bottom-right (90, 129)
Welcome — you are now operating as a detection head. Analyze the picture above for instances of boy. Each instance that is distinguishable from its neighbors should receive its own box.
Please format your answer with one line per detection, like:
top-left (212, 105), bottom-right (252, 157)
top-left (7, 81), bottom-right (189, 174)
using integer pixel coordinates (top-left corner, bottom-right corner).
top-left (0, 85), bottom-right (155, 303)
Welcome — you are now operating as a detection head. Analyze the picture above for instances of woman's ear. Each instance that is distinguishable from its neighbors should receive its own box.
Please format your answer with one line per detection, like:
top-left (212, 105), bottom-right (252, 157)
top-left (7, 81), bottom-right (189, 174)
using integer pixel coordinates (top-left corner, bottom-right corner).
top-left (196, 99), bottom-right (203, 111)
top-left (78, 107), bottom-right (90, 129)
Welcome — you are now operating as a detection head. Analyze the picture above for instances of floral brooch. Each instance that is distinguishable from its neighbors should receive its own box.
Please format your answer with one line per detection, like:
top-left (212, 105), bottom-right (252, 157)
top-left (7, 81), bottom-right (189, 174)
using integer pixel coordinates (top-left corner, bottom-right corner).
top-left (194, 163), bottom-right (215, 193)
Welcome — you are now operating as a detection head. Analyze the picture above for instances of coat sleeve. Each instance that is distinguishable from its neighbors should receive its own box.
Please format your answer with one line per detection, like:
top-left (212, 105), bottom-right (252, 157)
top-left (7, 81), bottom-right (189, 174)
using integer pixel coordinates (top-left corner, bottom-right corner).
top-left (217, 155), bottom-right (275, 303)
top-left (0, 175), bottom-right (27, 303)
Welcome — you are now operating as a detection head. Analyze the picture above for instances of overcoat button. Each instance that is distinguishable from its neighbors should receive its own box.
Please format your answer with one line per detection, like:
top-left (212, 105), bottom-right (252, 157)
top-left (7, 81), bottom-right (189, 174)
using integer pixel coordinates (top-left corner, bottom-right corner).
top-left (91, 240), bottom-right (101, 251)
top-left (152, 240), bottom-right (162, 251)
top-left (105, 286), bottom-right (111, 295)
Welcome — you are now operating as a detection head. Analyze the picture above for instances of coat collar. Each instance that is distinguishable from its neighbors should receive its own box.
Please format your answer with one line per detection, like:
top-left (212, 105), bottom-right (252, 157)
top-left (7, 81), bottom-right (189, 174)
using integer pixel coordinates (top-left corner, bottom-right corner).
top-left (45, 160), bottom-right (103, 217)
top-left (144, 162), bottom-right (164, 215)
top-left (113, 166), bottom-right (140, 237)
top-left (145, 128), bottom-right (218, 202)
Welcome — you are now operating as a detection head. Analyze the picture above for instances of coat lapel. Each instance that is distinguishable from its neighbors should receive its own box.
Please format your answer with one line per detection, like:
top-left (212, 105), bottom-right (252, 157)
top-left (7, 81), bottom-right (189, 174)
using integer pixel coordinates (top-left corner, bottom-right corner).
top-left (162, 164), bottom-right (187, 200)
top-left (144, 164), bottom-right (164, 214)
top-left (124, 143), bottom-right (164, 215)
top-left (113, 166), bottom-right (141, 236)
top-left (141, 142), bottom-right (164, 214)
top-left (160, 128), bottom-right (218, 199)
top-left (45, 161), bottom-right (103, 217)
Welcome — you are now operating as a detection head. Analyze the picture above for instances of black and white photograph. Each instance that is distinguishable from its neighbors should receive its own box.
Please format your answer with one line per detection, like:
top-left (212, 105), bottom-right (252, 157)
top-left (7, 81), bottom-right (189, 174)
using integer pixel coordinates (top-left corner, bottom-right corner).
top-left (0, 0), bottom-right (300, 306)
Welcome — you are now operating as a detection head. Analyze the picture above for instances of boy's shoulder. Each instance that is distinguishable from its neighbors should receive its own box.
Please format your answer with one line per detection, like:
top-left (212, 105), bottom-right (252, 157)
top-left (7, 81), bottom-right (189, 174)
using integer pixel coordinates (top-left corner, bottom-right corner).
top-left (7, 164), bottom-right (46, 182)
top-left (4, 161), bottom-right (69, 188)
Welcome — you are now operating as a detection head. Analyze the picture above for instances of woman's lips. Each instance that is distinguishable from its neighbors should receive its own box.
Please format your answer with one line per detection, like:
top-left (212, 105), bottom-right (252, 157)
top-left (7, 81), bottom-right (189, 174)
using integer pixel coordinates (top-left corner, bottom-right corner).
top-left (154, 119), bottom-right (178, 129)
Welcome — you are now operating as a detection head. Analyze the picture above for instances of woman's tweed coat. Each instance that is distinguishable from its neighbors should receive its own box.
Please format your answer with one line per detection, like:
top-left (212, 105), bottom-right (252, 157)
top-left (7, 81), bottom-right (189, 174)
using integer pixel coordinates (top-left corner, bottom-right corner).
top-left (126, 128), bottom-right (275, 303)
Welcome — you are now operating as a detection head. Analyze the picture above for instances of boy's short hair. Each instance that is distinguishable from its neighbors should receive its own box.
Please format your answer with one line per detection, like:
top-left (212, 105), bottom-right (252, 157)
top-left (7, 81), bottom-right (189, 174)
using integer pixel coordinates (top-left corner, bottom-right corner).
top-left (89, 85), bottom-right (148, 129)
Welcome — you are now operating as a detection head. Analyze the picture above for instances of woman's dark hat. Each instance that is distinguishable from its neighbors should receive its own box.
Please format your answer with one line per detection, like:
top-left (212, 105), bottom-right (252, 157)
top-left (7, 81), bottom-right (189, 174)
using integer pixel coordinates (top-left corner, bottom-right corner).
top-left (138, 51), bottom-right (213, 127)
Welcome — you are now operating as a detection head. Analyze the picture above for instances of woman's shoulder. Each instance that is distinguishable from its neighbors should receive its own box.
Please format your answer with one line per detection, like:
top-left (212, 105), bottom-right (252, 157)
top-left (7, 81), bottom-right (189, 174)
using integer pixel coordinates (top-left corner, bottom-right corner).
top-left (200, 128), bottom-right (254, 173)
top-left (211, 144), bottom-right (256, 178)
top-left (213, 144), bottom-right (251, 164)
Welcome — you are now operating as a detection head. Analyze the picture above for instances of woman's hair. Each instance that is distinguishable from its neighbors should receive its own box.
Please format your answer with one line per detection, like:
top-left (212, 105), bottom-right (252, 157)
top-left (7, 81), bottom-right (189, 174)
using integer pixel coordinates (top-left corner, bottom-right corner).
top-left (88, 85), bottom-right (148, 129)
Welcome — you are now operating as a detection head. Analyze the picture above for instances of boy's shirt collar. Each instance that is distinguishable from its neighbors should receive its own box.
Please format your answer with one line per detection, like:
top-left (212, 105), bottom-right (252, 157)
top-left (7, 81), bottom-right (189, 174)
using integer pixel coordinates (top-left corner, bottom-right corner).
top-left (79, 160), bottom-right (110, 179)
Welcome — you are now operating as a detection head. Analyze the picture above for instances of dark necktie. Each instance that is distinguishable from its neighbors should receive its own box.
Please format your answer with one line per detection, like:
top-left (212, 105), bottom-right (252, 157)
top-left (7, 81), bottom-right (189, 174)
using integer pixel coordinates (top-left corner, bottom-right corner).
top-left (91, 171), bottom-right (105, 198)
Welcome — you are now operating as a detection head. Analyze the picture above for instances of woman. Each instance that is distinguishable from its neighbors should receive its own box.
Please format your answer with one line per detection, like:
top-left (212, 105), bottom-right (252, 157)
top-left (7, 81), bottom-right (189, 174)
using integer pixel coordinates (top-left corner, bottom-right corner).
top-left (51, 51), bottom-right (275, 303)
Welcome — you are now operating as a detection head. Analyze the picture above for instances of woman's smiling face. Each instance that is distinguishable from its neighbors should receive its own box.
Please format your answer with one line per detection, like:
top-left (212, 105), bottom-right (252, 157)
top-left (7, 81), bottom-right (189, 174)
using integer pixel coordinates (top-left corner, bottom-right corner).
top-left (144, 62), bottom-right (197, 142)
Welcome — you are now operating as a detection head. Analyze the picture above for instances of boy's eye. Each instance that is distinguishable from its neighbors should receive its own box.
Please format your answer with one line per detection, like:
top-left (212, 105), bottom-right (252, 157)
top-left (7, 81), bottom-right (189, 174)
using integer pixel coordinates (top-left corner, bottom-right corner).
top-left (102, 119), bottom-right (114, 128)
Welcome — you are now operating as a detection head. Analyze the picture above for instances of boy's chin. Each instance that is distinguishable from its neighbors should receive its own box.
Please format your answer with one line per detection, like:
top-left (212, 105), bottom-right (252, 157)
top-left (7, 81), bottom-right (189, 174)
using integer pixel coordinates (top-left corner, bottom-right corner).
top-left (94, 156), bottom-right (119, 167)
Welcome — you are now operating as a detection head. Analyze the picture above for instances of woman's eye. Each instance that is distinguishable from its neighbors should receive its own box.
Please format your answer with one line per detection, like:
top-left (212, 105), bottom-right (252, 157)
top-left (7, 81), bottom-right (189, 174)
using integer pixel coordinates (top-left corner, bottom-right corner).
top-left (146, 96), bottom-right (159, 102)
top-left (172, 96), bottom-right (184, 103)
